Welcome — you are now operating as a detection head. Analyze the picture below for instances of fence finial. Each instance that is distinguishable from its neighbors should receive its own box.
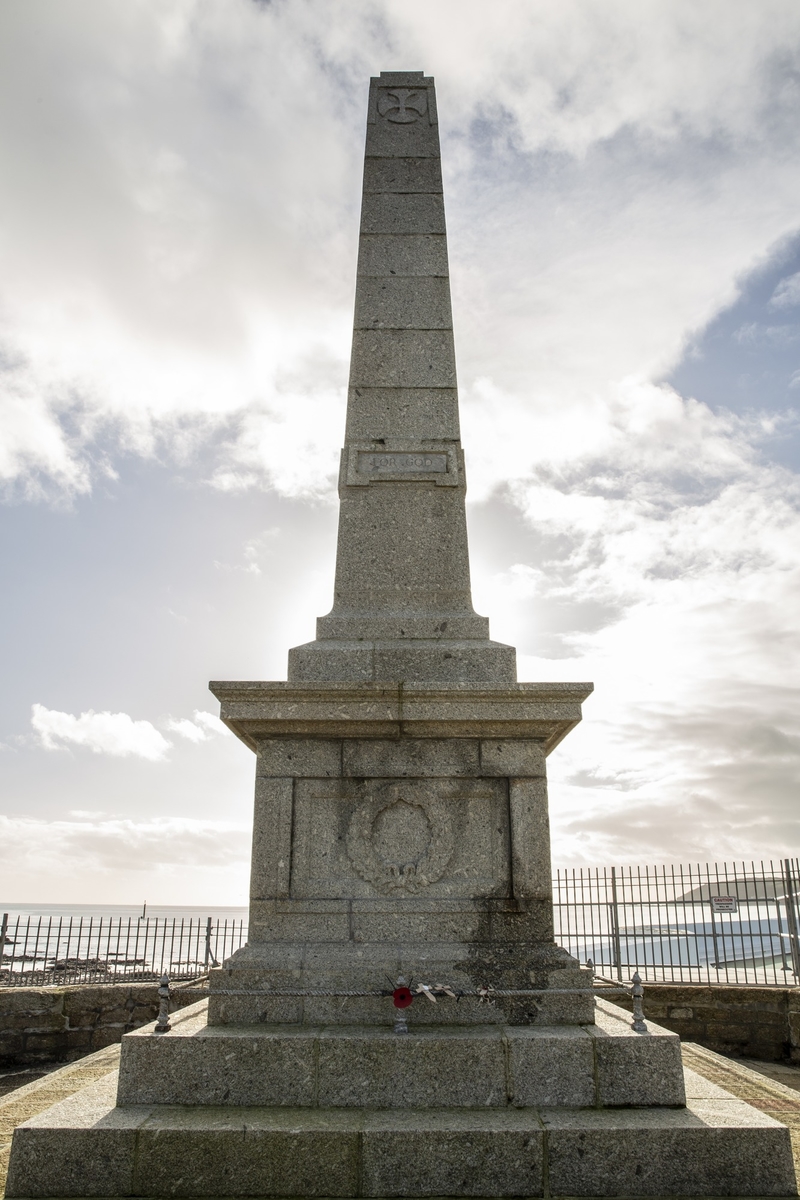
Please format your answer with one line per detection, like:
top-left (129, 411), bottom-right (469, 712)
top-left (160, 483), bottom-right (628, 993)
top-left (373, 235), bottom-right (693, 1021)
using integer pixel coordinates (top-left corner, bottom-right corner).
top-left (154, 972), bottom-right (171, 1033)
top-left (631, 970), bottom-right (647, 1032)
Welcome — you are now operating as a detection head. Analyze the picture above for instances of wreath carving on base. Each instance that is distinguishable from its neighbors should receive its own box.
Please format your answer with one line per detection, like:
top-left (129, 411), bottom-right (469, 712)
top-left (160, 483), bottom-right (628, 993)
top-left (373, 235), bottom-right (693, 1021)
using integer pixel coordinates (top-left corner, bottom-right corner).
top-left (345, 785), bottom-right (455, 895)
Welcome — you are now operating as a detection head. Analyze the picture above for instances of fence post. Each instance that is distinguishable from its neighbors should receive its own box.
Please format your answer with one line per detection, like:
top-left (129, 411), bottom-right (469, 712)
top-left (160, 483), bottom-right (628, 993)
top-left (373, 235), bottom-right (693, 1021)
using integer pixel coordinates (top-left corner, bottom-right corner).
top-left (204, 917), bottom-right (219, 971)
top-left (0, 913), bottom-right (7, 976)
top-left (610, 867), bottom-right (623, 981)
top-left (783, 859), bottom-right (800, 980)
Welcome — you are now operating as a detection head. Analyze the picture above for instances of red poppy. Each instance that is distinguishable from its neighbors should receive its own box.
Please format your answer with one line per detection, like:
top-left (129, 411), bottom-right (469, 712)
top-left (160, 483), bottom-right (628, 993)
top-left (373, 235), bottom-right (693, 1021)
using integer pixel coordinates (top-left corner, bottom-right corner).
top-left (392, 986), bottom-right (414, 1008)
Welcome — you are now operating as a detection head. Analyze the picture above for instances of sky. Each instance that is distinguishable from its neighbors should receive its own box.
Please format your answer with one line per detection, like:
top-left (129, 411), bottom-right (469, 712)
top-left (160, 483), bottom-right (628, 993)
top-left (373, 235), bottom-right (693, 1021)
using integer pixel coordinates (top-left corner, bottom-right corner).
top-left (1, 0), bottom-right (799, 905)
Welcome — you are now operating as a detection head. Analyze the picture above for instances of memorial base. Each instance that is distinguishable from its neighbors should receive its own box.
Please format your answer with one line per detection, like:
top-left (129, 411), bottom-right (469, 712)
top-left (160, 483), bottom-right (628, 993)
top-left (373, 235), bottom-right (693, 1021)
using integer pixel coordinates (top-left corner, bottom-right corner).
top-left (7, 999), bottom-right (796, 1198)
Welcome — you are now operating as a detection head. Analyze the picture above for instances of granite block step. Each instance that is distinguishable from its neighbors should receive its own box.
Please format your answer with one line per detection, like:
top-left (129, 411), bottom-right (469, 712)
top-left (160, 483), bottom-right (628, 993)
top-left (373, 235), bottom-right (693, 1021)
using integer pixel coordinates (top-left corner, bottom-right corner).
top-left (115, 998), bottom-right (685, 1110)
top-left (7, 1069), bottom-right (796, 1198)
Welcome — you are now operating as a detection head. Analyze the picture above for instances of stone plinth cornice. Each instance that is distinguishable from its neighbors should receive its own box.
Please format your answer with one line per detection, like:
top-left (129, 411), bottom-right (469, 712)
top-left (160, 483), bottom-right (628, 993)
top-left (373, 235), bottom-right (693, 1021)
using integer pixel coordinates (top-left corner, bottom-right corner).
top-left (209, 680), bottom-right (593, 754)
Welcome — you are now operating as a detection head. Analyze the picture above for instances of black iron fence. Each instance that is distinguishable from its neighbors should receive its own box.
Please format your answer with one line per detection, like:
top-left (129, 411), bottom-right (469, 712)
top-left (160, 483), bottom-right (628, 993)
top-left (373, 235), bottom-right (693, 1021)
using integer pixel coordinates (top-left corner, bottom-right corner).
top-left (0, 914), bottom-right (247, 987)
top-left (554, 858), bottom-right (800, 985)
top-left (2, 858), bottom-right (798, 988)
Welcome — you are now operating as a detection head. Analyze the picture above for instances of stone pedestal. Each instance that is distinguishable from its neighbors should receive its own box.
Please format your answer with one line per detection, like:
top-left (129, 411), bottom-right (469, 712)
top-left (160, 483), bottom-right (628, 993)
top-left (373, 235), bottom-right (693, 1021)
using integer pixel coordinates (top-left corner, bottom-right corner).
top-left (206, 679), bottom-right (593, 1028)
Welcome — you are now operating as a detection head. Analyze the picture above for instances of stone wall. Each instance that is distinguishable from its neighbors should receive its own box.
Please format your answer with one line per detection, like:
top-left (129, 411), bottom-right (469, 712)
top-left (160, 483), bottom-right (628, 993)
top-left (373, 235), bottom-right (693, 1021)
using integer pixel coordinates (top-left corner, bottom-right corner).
top-left (0, 981), bottom-right (208, 1067)
top-left (613, 983), bottom-right (800, 1063)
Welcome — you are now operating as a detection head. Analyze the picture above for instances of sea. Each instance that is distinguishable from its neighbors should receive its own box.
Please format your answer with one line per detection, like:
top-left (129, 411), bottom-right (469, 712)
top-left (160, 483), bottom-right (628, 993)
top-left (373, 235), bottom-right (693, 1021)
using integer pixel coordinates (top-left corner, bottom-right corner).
top-left (0, 904), bottom-right (249, 924)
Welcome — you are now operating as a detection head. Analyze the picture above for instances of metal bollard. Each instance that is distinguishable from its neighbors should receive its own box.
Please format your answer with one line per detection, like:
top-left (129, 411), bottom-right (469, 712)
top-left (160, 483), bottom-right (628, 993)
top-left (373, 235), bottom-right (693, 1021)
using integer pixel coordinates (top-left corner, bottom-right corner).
top-left (154, 972), bottom-right (171, 1033)
top-left (630, 970), bottom-right (647, 1032)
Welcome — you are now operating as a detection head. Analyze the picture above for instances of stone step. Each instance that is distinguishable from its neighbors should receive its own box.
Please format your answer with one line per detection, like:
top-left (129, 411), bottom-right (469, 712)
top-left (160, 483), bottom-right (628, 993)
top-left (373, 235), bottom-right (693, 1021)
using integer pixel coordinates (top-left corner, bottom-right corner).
top-left (7, 1069), bottom-right (795, 1198)
top-left (116, 998), bottom-right (685, 1110)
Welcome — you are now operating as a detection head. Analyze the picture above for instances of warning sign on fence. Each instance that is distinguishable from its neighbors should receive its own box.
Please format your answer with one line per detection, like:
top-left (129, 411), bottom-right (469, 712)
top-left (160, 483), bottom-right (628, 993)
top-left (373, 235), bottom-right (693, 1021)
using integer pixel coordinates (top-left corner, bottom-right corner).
top-left (710, 896), bottom-right (738, 913)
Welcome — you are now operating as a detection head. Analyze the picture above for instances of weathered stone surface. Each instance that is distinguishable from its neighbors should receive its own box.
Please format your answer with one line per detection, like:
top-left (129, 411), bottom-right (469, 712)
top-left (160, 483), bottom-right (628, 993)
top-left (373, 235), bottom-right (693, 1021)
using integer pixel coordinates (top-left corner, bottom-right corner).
top-left (256, 737), bottom-right (341, 777)
top-left (480, 738), bottom-right (547, 776)
top-left (361, 1109), bottom-right (545, 1197)
top-left (289, 639), bottom-right (517, 684)
top-left (365, 109), bottom-right (440, 158)
top-left (344, 387), bottom-right (460, 442)
top-left (358, 233), bottom-right (449, 276)
top-left (211, 681), bottom-right (592, 751)
top-left (288, 775), bottom-right (508, 901)
top-left (250, 776), bottom-right (292, 900)
top-left (360, 191), bottom-right (446, 235)
top-left (206, 934), bottom-right (592, 1028)
top-left (247, 904), bottom-right (351, 943)
top-left (508, 1026), bottom-right (596, 1107)
top-left (354, 275), bottom-right (452, 329)
top-left (9, 1071), bottom-right (796, 1198)
top-left (591, 998), bottom-right (686, 1106)
top-left (342, 737), bottom-right (479, 777)
top-left (134, 1108), bottom-right (360, 1198)
top-left (544, 1100), bottom-right (796, 1196)
top-left (362, 155), bottom-right (443, 193)
top-left (349, 328), bottom-right (457, 388)
top-left (509, 777), bottom-right (553, 903)
top-left (118, 1012), bottom-right (317, 1108)
top-left (317, 1026), bottom-right (506, 1108)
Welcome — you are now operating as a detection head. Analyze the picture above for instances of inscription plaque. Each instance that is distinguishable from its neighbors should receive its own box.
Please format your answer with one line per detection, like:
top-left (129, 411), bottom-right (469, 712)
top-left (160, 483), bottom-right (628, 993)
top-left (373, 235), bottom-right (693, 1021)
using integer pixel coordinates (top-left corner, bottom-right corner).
top-left (358, 451), bottom-right (447, 474)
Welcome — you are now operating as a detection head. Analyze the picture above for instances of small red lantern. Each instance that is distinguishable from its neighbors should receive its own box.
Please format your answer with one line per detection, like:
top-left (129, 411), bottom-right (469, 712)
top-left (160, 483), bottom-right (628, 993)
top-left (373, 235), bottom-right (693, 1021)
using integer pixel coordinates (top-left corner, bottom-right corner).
top-left (392, 985), bottom-right (414, 1008)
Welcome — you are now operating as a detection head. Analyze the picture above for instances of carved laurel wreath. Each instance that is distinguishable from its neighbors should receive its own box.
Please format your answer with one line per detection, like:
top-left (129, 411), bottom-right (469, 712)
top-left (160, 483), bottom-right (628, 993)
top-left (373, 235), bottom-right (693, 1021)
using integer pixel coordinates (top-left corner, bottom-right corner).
top-left (345, 788), bottom-right (455, 895)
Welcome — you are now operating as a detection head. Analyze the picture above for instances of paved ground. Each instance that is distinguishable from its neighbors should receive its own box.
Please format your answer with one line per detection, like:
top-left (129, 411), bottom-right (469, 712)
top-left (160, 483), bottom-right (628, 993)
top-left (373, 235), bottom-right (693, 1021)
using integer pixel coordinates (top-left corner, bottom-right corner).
top-left (738, 1057), bottom-right (800, 1094)
top-left (681, 1043), bottom-right (800, 1175)
top-left (1, 1042), bottom-right (799, 1196)
top-left (0, 1065), bottom-right (65, 1100)
top-left (0, 1045), bottom-right (121, 1195)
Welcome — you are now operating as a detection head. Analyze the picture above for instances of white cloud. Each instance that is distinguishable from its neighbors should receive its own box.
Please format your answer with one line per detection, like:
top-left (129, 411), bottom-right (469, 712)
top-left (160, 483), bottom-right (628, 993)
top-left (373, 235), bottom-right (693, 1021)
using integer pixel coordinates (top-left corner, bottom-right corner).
top-left (31, 704), bottom-right (171, 761)
top-left (166, 718), bottom-right (206, 743)
top-left (2, 0), bottom-right (800, 500)
top-left (166, 710), bottom-right (231, 742)
top-left (0, 813), bottom-right (249, 873)
top-left (770, 270), bottom-right (800, 308)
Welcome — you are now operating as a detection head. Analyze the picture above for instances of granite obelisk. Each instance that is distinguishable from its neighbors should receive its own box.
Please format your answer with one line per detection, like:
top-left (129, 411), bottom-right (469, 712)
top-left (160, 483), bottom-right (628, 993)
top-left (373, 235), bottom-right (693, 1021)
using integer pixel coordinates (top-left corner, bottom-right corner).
top-left (6, 72), bottom-right (795, 1200)
top-left (289, 71), bottom-right (515, 685)
top-left (207, 74), bottom-right (592, 1026)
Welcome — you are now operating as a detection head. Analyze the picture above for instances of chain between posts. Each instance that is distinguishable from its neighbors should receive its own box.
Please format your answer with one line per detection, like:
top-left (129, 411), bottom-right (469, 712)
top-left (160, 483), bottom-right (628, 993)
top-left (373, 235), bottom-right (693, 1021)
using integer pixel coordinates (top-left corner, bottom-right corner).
top-left (204, 968), bottom-right (646, 1033)
top-left (151, 964), bottom-right (645, 1037)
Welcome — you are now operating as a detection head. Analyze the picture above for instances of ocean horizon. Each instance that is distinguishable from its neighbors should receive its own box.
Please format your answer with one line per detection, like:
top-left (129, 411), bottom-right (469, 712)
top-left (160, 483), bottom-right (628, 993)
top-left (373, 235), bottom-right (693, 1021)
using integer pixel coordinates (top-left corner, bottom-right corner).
top-left (0, 904), bottom-right (249, 924)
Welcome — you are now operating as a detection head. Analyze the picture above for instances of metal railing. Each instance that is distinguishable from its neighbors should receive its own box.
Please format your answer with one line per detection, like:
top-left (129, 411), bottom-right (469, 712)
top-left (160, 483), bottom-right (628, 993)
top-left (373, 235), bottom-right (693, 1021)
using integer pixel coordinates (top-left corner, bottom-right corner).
top-left (554, 858), bottom-right (800, 986)
top-left (0, 914), bottom-right (247, 987)
top-left (2, 858), bottom-right (798, 988)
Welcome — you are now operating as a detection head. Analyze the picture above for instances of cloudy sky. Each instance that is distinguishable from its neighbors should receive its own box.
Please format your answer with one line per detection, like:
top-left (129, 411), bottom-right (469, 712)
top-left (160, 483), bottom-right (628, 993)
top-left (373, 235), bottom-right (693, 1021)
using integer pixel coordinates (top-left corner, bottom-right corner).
top-left (2, 0), bottom-right (799, 906)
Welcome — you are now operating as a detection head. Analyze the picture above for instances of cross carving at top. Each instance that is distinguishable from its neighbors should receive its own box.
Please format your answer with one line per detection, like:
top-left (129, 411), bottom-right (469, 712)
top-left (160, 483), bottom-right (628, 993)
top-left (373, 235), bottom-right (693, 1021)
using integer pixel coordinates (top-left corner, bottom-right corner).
top-left (377, 87), bottom-right (428, 124)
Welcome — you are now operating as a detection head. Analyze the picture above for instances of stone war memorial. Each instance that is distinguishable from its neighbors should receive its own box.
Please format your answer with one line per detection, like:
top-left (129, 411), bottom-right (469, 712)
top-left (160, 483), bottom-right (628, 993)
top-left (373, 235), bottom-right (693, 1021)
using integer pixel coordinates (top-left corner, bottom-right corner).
top-left (7, 71), bottom-right (797, 1200)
